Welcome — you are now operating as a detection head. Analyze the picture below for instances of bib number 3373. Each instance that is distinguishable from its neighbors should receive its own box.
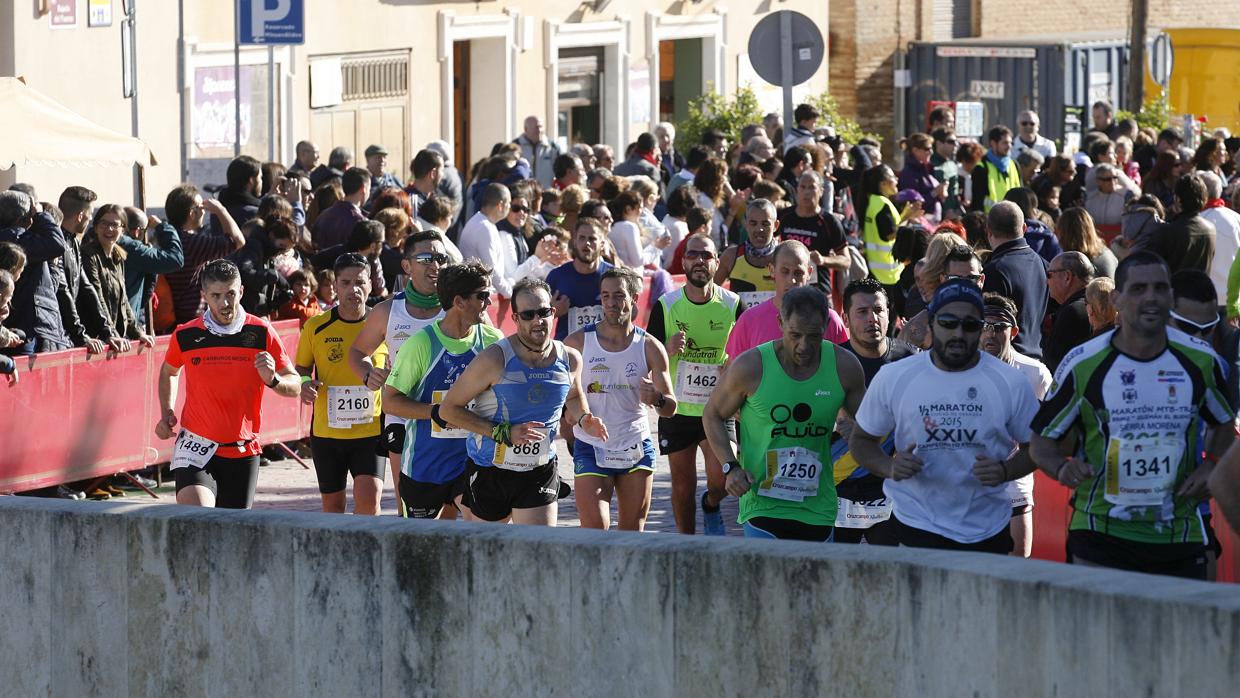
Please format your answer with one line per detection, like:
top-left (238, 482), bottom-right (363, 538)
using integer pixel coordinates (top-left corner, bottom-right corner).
top-left (170, 429), bottom-right (218, 470)
top-left (759, 447), bottom-right (822, 502)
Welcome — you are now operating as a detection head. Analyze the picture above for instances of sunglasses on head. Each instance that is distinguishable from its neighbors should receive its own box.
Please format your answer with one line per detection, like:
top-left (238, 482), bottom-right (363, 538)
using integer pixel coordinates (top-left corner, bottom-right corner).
top-left (335, 252), bottom-right (368, 268)
top-left (413, 252), bottom-right (450, 265)
top-left (684, 249), bottom-right (716, 261)
top-left (516, 307), bottom-right (555, 321)
top-left (934, 314), bottom-right (984, 333)
top-left (1170, 310), bottom-right (1219, 336)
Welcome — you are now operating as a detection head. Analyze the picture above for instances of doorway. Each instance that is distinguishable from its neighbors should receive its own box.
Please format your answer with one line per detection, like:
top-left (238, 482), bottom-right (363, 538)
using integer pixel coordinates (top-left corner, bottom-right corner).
top-left (658, 38), bottom-right (703, 124)
top-left (557, 47), bottom-right (604, 147)
top-left (453, 41), bottom-right (471, 170)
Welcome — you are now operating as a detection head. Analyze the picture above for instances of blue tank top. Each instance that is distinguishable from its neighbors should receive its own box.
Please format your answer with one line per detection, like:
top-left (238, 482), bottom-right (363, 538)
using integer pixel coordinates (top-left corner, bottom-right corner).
top-left (467, 338), bottom-right (573, 470)
top-left (545, 261), bottom-right (613, 339)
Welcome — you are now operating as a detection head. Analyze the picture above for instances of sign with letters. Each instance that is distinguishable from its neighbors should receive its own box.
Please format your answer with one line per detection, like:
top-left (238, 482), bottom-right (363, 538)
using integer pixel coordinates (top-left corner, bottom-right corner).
top-left (238, 0), bottom-right (304, 45)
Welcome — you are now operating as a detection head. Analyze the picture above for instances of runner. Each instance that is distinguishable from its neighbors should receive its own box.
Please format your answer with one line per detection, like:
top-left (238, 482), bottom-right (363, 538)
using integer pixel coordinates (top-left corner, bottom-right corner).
top-left (547, 217), bottom-right (613, 340)
top-left (295, 253), bottom-right (387, 515)
top-left (725, 240), bottom-right (848, 360)
top-left (349, 231), bottom-right (447, 513)
top-left (703, 286), bottom-right (866, 540)
top-left (566, 266), bottom-right (677, 531)
top-left (714, 198), bottom-right (779, 311)
top-left (1030, 252), bottom-right (1237, 579)
top-left (154, 259), bottom-right (299, 509)
top-left (832, 278), bottom-right (919, 544)
top-left (647, 234), bottom-right (740, 535)
top-left (383, 261), bottom-right (504, 520)
top-left (439, 277), bottom-right (609, 525)
top-left (978, 293), bottom-right (1052, 557)
top-left (850, 279), bottom-right (1039, 553)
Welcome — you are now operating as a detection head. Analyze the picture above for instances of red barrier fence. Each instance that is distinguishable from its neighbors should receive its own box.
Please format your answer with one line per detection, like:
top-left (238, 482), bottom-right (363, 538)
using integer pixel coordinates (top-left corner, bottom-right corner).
top-left (3, 306), bottom-right (1238, 583)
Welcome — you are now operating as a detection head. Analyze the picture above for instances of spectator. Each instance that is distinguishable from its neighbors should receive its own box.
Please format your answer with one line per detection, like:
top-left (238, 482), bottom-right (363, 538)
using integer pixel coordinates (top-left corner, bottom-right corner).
top-left (1042, 251), bottom-right (1096, 372)
top-left (778, 170), bottom-right (851, 297)
top-left (1114, 135), bottom-right (1142, 188)
top-left (1002, 187), bottom-right (1062, 264)
top-left (314, 268), bottom-right (335, 309)
top-left (762, 112), bottom-right (783, 143)
top-left (654, 122), bottom-right (684, 186)
top-left (514, 115), bottom-right (561, 189)
top-left (368, 187), bottom-right (412, 225)
top-left (497, 184), bottom-right (534, 268)
top-left (982, 201), bottom-right (1049, 358)
top-left (458, 183), bottom-right (515, 301)
top-left (260, 161), bottom-right (285, 197)
top-left (116, 205), bottom-right (183, 328)
top-left (607, 190), bottom-right (649, 268)
top-left (230, 216), bottom-right (299, 316)
top-left (288, 140), bottom-right (319, 176)
top-left (310, 220), bottom-right (387, 302)
top-left (1055, 207), bottom-right (1117, 278)
top-left (1084, 276), bottom-right (1117, 334)
top-left (784, 103), bottom-right (819, 149)
top-left (55, 186), bottom-right (118, 351)
top-left (80, 204), bottom-right (155, 349)
top-left (1133, 127), bottom-right (1183, 177)
top-left (363, 145), bottom-right (402, 200)
top-left (1090, 100), bottom-right (1119, 140)
top-left (1194, 172), bottom-right (1240, 311)
top-left (861, 165), bottom-right (920, 294)
top-left (628, 175), bottom-right (666, 242)
top-left (927, 104), bottom-right (955, 132)
top-left (1015, 149), bottom-right (1044, 186)
top-left (403, 148), bottom-right (443, 221)
top-left (372, 206), bottom-right (411, 295)
top-left (1135, 173), bottom-right (1217, 274)
top-left (660, 185), bottom-right (697, 269)
top-left (309, 146), bottom-right (351, 190)
top-left (0, 191), bottom-right (69, 352)
top-left (163, 183), bottom-right (246, 326)
top-left (593, 143), bottom-right (616, 171)
top-left (969, 126), bottom-right (1021, 212)
top-left (1114, 194), bottom-right (1167, 260)
top-left (312, 166), bottom-right (370, 250)
top-left (306, 178), bottom-right (343, 232)
top-left (1011, 110), bottom-right (1057, 160)
top-left (955, 140), bottom-right (986, 210)
top-left (569, 142), bottom-right (596, 172)
top-left (1193, 137), bottom-right (1227, 179)
top-left (929, 128), bottom-right (963, 220)
top-left (413, 197), bottom-right (464, 263)
top-left (1084, 138), bottom-right (1139, 197)
top-left (667, 145), bottom-right (710, 200)
top-left (558, 184), bottom-right (588, 235)
top-left (513, 226), bottom-right (571, 281)
top-left (897, 133), bottom-right (943, 222)
top-left (776, 145), bottom-right (813, 203)
top-left (614, 132), bottom-right (663, 187)
top-left (274, 268), bottom-right (322, 326)
top-left (740, 134), bottom-right (775, 167)
top-left (0, 240), bottom-right (27, 278)
top-left (1084, 163), bottom-right (1133, 236)
top-left (552, 153), bottom-right (586, 190)
top-left (424, 140), bottom-right (464, 231)
top-left (693, 157), bottom-right (731, 247)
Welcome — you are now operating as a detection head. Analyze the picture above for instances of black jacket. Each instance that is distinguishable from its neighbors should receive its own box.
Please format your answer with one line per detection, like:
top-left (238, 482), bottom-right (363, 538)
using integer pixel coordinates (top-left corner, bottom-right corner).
top-left (982, 237), bottom-right (1050, 359)
top-left (1137, 211), bottom-right (1216, 275)
top-left (0, 212), bottom-right (70, 351)
top-left (211, 188), bottom-right (260, 238)
top-left (53, 227), bottom-right (115, 344)
top-left (1042, 289), bottom-right (1091, 374)
top-left (229, 228), bottom-right (293, 316)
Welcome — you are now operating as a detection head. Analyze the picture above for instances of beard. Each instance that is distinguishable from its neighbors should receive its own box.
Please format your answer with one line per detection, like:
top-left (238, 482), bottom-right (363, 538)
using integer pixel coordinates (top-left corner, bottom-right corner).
top-left (931, 334), bottom-right (980, 370)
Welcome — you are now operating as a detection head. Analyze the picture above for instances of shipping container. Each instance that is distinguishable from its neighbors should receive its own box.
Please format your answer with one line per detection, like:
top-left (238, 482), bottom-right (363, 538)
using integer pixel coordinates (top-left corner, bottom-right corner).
top-left (904, 33), bottom-right (1129, 147)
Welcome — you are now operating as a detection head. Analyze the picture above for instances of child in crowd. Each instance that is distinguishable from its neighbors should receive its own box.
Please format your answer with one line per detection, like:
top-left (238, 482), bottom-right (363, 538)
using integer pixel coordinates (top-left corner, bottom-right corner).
top-left (0, 269), bottom-right (21, 383)
top-left (314, 269), bottom-right (336, 310)
top-left (276, 269), bottom-right (323, 327)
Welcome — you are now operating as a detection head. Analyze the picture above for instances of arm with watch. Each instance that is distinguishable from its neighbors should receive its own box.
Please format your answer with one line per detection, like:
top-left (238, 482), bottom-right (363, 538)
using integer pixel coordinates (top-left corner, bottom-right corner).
top-left (702, 349), bottom-right (761, 497)
top-left (254, 350), bottom-right (300, 397)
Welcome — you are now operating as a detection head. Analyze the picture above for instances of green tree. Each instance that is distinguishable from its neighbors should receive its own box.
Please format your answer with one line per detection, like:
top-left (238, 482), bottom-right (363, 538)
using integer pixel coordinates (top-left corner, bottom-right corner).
top-left (804, 92), bottom-right (881, 145)
top-left (1116, 91), bottom-right (1173, 132)
top-left (673, 85), bottom-right (765, 154)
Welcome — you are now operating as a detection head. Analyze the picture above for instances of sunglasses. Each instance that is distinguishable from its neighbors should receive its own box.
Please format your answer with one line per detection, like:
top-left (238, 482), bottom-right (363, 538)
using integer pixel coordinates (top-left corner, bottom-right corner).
top-left (946, 273), bottom-right (982, 283)
top-left (1096, 177), bottom-right (1115, 183)
top-left (471, 290), bottom-right (493, 305)
top-left (934, 314), bottom-right (984, 333)
top-left (684, 249), bottom-right (717, 261)
top-left (982, 321), bottom-right (1013, 333)
top-left (335, 252), bottom-right (368, 268)
top-left (939, 139), bottom-right (958, 145)
top-left (413, 252), bottom-right (450, 265)
top-left (1019, 121), bottom-right (1036, 126)
top-left (1170, 310), bottom-right (1219, 336)
top-left (516, 307), bottom-right (555, 321)
top-left (510, 205), bottom-right (529, 213)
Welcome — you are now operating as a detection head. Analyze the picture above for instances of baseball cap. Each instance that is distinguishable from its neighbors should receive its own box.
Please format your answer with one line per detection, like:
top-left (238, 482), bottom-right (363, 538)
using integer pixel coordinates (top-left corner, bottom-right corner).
top-left (364, 144), bottom-right (388, 157)
top-left (928, 278), bottom-right (985, 316)
top-left (1158, 127), bottom-right (1183, 144)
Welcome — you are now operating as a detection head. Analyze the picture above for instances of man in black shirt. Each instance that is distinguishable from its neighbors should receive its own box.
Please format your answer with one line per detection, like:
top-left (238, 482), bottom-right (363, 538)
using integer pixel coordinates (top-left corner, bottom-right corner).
top-left (1042, 251), bottom-right (1095, 373)
top-left (777, 170), bottom-right (849, 297)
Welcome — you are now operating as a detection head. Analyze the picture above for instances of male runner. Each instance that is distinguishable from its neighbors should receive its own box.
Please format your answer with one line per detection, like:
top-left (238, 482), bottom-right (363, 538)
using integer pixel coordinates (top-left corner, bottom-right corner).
top-left (349, 231), bottom-right (447, 512)
top-left (978, 293), bottom-right (1052, 557)
top-left (439, 277), bottom-right (608, 525)
top-left (704, 286), bottom-right (866, 540)
top-left (832, 278), bottom-right (919, 544)
top-left (647, 234), bottom-right (740, 535)
top-left (295, 254), bottom-right (386, 515)
top-left (714, 198), bottom-right (779, 310)
top-left (566, 266), bottom-right (677, 531)
top-left (850, 279), bottom-right (1039, 553)
top-left (154, 259), bottom-right (299, 508)
top-left (547, 217), bottom-right (613, 340)
top-left (725, 240), bottom-right (848, 360)
top-left (1031, 252), bottom-right (1237, 579)
top-left (383, 261), bottom-right (504, 519)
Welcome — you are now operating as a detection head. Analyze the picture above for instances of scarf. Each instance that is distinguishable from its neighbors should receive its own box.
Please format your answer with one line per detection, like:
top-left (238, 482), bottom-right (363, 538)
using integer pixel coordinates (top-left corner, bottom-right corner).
top-left (1205, 198), bottom-right (1228, 210)
top-left (403, 280), bottom-right (441, 309)
top-left (203, 307), bottom-right (246, 336)
top-left (985, 150), bottom-right (1013, 176)
top-left (641, 151), bottom-right (660, 167)
top-left (746, 239), bottom-right (778, 258)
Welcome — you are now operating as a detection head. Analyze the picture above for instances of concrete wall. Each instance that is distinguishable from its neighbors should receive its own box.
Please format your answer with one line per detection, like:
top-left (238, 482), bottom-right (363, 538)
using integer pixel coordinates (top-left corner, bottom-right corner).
top-left (2, 497), bottom-right (1239, 697)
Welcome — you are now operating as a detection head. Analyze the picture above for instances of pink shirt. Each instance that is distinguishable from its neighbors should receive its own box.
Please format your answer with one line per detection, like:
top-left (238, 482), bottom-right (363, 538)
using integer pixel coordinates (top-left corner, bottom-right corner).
top-left (725, 298), bottom-right (849, 359)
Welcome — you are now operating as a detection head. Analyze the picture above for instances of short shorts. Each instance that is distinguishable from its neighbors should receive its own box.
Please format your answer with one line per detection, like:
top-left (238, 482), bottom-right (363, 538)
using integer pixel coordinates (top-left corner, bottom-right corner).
top-left (742, 516), bottom-right (834, 542)
top-left (1066, 529), bottom-right (1207, 580)
top-left (572, 437), bottom-right (656, 477)
top-left (382, 421), bottom-right (406, 455)
top-left (173, 453), bottom-right (261, 509)
top-left (657, 414), bottom-right (734, 455)
top-left (888, 514), bottom-right (1014, 555)
top-left (468, 458), bottom-right (561, 522)
top-left (1005, 472), bottom-right (1035, 512)
top-left (399, 470), bottom-right (472, 519)
top-left (309, 434), bottom-right (385, 494)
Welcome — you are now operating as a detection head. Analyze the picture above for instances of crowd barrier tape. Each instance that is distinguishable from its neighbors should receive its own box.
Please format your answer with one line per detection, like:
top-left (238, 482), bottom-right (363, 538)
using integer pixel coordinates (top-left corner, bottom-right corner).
top-left (2, 302), bottom-right (1237, 583)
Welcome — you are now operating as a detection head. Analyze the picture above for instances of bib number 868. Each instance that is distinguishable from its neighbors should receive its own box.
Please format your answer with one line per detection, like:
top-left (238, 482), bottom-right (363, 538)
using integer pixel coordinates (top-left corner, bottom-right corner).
top-left (510, 442), bottom-right (541, 455)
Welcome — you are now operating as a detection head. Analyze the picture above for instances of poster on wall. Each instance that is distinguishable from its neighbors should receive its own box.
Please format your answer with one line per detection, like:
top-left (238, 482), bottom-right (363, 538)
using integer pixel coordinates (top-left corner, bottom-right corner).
top-left (88, 0), bottom-right (113, 27)
top-left (629, 60), bottom-right (651, 127)
top-left (193, 66), bottom-right (253, 153)
top-left (49, 0), bottom-right (77, 29)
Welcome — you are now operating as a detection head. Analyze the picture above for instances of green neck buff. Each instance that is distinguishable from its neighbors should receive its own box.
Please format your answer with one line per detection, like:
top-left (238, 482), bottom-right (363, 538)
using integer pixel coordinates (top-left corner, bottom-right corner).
top-left (404, 280), bottom-right (441, 310)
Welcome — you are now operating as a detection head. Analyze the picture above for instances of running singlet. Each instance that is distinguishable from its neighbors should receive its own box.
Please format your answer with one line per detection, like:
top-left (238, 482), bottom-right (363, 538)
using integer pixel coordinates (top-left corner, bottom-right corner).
top-left (467, 338), bottom-right (573, 470)
top-left (164, 314), bottom-right (292, 458)
top-left (738, 341), bottom-right (845, 526)
top-left (387, 320), bottom-right (504, 483)
top-left (727, 243), bottom-right (776, 310)
top-left (295, 308), bottom-right (387, 439)
top-left (1032, 328), bottom-right (1235, 544)
top-left (655, 285), bottom-right (739, 417)
top-left (383, 292), bottom-right (443, 427)
top-left (546, 260), bottom-right (613, 340)
top-left (573, 325), bottom-right (651, 463)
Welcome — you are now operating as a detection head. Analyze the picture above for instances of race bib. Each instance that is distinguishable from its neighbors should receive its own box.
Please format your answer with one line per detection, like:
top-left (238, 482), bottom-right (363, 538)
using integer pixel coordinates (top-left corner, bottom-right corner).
top-left (596, 441), bottom-right (644, 470)
top-left (675, 361), bottom-right (720, 404)
top-left (759, 447), bottom-right (822, 502)
top-left (1105, 437), bottom-right (1180, 507)
top-left (429, 390), bottom-right (469, 439)
top-left (328, 385), bottom-right (375, 429)
top-left (170, 428), bottom-right (218, 471)
top-left (568, 305), bottom-right (605, 332)
top-left (738, 290), bottom-right (775, 310)
top-left (834, 496), bottom-right (892, 528)
top-left (496, 437), bottom-right (551, 470)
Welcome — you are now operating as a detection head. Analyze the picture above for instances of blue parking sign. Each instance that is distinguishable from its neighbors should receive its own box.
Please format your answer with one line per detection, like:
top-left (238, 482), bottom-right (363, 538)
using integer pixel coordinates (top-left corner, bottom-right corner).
top-left (238, 0), bottom-right (304, 45)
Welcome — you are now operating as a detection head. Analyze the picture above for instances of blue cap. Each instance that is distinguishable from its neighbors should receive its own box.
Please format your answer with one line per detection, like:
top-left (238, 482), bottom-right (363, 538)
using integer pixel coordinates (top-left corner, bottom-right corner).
top-left (928, 278), bottom-right (985, 316)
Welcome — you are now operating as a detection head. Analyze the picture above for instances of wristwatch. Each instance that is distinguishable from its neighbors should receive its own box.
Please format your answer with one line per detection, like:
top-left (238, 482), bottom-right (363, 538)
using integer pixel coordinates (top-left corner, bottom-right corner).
top-left (722, 460), bottom-right (740, 476)
top-left (267, 375), bottom-right (280, 389)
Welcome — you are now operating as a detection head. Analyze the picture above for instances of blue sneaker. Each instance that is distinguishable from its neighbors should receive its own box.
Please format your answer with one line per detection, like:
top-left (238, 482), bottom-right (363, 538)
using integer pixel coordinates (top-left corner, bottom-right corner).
top-left (701, 491), bottom-right (726, 536)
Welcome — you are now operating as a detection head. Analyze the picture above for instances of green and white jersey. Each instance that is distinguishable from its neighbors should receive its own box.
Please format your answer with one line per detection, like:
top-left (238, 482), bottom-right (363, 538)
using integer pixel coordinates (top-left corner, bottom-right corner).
top-left (1031, 328), bottom-right (1236, 544)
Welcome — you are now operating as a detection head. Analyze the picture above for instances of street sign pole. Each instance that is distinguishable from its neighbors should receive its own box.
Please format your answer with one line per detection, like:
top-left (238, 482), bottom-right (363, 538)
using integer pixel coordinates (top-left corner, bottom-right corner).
top-left (746, 11), bottom-right (824, 143)
top-left (780, 11), bottom-right (794, 142)
top-left (233, 1), bottom-right (241, 158)
top-left (268, 45), bottom-right (275, 162)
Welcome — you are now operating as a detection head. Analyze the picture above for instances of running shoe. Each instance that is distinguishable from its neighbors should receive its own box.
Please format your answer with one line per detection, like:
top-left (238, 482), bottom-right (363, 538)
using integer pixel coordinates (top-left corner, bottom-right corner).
top-left (701, 490), bottom-right (725, 536)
